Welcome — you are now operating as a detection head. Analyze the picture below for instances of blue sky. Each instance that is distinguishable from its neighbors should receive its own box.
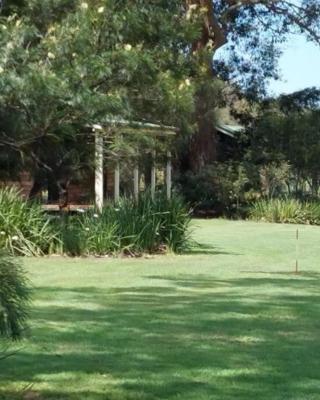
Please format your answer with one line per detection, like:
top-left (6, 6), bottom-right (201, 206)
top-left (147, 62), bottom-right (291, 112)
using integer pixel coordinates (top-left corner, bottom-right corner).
top-left (268, 35), bottom-right (320, 96)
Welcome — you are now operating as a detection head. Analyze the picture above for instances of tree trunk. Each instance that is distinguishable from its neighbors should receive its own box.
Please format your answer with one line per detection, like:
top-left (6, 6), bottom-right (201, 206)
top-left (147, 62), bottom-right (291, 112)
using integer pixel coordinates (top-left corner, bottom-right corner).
top-left (29, 179), bottom-right (44, 200)
top-left (185, 0), bottom-right (227, 172)
top-left (47, 175), bottom-right (60, 203)
top-left (189, 99), bottom-right (218, 171)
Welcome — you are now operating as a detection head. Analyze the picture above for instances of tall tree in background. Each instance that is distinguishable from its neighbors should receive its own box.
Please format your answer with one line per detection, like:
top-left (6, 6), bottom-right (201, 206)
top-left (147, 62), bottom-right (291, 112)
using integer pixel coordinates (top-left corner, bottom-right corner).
top-left (0, 1), bottom-right (196, 198)
top-left (249, 87), bottom-right (320, 196)
top-left (185, 0), bottom-right (320, 171)
top-left (1, 1), bottom-right (320, 178)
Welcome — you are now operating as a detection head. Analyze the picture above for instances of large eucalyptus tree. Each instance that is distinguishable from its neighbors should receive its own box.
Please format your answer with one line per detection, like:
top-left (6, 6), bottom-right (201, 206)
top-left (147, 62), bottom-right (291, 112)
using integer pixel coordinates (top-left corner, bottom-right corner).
top-left (0, 1), bottom-right (195, 197)
top-left (0, 1), bottom-right (319, 178)
top-left (185, 0), bottom-right (320, 170)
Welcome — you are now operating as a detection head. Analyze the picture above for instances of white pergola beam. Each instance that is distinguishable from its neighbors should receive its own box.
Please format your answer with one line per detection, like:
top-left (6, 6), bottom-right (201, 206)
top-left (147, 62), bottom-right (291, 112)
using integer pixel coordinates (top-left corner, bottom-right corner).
top-left (166, 150), bottom-right (172, 200)
top-left (151, 150), bottom-right (156, 200)
top-left (95, 131), bottom-right (104, 211)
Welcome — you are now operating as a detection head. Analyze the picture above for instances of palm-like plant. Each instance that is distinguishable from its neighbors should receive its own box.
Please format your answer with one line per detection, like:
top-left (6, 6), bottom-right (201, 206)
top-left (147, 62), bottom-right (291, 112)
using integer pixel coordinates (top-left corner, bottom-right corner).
top-left (0, 252), bottom-right (30, 340)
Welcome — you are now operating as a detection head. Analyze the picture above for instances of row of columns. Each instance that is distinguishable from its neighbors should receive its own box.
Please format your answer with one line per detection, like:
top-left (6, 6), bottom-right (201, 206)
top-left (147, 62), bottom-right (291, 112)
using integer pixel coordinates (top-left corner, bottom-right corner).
top-left (95, 134), bottom-right (172, 211)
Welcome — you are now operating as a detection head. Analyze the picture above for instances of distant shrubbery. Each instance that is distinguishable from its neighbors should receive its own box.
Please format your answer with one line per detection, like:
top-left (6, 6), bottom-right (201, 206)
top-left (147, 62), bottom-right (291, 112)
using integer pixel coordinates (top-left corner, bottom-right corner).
top-left (177, 162), bottom-right (251, 217)
top-left (178, 160), bottom-right (320, 224)
top-left (0, 188), bottom-right (190, 256)
top-left (249, 198), bottom-right (320, 225)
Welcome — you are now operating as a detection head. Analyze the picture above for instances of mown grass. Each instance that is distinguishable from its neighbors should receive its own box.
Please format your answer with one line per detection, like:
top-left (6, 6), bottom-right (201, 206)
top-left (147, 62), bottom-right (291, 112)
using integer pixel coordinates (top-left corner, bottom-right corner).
top-left (1, 220), bottom-right (320, 400)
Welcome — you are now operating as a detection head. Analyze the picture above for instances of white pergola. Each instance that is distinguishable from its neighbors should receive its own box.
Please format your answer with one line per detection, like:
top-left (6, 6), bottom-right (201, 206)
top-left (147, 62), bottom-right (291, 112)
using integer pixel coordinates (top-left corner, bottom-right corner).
top-left (92, 119), bottom-right (177, 211)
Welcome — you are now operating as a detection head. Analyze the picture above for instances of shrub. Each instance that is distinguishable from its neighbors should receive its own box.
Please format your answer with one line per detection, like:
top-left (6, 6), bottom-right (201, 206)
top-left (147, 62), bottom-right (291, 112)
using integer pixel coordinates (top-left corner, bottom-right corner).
top-left (60, 192), bottom-right (191, 256)
top-left (302, 202), bottom-right (320, 225)
top-left (0, 187), bottom-right (59, 256)
top-left (259, 162), bottom-right (291, 198)
top-left (154, 193), bottom-right (191, 252)
top-left (249, 198), bottom-right (320, 225)
top-left (60, 219), bottom-right (88, 257)
top-left (177, 162), bottom-right (250, 217)
top-left (114, 192), bottom-right (191, 253)
top-left (60, 212), bottom-right (119, 256)
top-left (0, 252), bottom-right (30, 340)
top-left (0, 187), bottom-right (190, 256)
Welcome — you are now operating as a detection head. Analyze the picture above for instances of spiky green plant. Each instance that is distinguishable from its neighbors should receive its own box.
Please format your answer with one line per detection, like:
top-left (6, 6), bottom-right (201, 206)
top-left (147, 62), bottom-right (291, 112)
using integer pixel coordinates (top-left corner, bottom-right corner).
top-left (112, 191), bottom-right (191, 254)
top-left (61, 192), bottom-right (191, 256)
top-left (0, 187), bottom-right (59, 256)
top-left (249, 198), bottom-right (320, 225)
top-left (0, 252), bottom-right (30, 340)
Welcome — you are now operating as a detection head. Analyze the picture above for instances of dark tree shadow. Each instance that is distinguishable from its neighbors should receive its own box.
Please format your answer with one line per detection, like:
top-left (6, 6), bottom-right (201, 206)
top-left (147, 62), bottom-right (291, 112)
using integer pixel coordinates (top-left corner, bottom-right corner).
top-left (183, 241), bottom-right (241, 256)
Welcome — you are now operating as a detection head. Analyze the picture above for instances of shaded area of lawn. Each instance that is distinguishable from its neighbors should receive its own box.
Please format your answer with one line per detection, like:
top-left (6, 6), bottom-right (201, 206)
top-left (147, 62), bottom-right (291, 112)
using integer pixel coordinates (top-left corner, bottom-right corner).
top-left (2, 275), bottom-right (320, 399)
top-left (1, 220), bottom-right (320, 399)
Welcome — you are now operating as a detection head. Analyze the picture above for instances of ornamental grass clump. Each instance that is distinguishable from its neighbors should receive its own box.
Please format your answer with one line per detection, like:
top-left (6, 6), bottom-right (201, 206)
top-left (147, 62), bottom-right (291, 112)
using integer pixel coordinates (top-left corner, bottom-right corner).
top-left (0, 252), bottom-right (30, 340)
top-left (62, 192), bottom-right (191, 256)
top-left (107, 192), bottom-right (190, 254)
top-left (61, 212), bottom-right (119, 256)
top-left (0, 187), bottom-right (59, 256)
top-left (249, 198), bottom-right (320, 225)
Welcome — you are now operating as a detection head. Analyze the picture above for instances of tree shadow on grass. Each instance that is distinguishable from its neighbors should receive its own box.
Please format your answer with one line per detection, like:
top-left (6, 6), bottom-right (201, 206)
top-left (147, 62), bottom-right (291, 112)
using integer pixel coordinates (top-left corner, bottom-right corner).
top-left (1, 273), bottom-right (320, 399)
top-left (183, 241), bottom-right (241, 256)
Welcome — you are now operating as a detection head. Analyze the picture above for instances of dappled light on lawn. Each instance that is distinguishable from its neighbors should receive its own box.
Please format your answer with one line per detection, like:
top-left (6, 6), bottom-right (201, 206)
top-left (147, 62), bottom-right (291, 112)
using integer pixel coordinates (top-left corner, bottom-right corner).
top-left (0, 220), bottom-right (319, 399)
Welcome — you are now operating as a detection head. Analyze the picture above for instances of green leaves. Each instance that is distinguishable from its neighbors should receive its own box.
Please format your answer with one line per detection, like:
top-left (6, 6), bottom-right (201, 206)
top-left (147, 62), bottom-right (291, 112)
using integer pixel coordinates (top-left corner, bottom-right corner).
top-left (60, 191), bottom-right (191, 256)
top-left (0, 252), bottom-right (30, 340)
top-left (0, 188), bottom-right (59, 256)
top-left (0, 0), bottom-right (196, 183)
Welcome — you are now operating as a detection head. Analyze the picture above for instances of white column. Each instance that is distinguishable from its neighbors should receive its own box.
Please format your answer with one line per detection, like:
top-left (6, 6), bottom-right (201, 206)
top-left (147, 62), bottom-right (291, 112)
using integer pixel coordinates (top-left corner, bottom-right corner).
top-left (151, 150), bottom-right (156, 200)
top-left (114, 161), bottom-right (120, 203)
top-left (133, 164), bottom-right (139, 201)
top-left (95, 132), bottom-right (104, 211)
top-left (166, 150), bottom-right (172, 200)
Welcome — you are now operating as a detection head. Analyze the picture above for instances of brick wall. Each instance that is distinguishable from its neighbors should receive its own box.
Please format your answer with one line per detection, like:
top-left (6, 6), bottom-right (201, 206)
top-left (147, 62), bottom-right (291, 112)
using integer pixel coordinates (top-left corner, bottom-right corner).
top-left (0, 171), bottom-right (33, 199)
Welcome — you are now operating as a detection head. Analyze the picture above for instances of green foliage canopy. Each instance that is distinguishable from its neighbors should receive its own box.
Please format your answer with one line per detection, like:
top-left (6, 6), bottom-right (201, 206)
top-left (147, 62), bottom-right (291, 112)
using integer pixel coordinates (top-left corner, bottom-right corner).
top-left (0, 1), bottom-right (197, 183)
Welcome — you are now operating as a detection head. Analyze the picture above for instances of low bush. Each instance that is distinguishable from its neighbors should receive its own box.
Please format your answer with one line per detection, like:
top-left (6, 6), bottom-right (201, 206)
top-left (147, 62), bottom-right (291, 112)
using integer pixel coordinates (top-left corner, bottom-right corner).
top-left (249, 198), bottom-right (320, 225)
top-left (177, 162), bottom-right (251, 217)
top-left (60, 212), bottom-right (118, 256)
top-left (0, 188), bottom-right (59, 256)
top-left (0, 252), bottom-right (30, 340)
top-left (61, 192), bottom-right (191, 256)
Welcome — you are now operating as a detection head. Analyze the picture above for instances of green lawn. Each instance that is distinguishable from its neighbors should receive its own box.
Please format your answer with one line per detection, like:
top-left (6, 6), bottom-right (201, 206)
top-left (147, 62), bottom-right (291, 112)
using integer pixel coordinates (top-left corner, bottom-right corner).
top-left (1, 220), bottom-right (320, 400)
